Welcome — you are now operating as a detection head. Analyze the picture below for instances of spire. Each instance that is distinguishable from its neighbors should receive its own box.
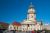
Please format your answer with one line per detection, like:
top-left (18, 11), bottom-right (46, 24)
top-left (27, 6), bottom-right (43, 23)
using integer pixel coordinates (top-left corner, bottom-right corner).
top-left (29, 2), bottom-right (33, 9)
top-left (28, 2), bottom-right (35, 14)
top-left (40, 19), bottom-right (43, 25)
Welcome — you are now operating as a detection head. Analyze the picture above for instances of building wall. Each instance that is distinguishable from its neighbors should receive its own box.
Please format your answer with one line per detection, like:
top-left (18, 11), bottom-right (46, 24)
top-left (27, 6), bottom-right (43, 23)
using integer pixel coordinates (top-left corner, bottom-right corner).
top-left (8, 24), bottom-right (42, 31)
top-left (8, 24), bottom-right (14, 30)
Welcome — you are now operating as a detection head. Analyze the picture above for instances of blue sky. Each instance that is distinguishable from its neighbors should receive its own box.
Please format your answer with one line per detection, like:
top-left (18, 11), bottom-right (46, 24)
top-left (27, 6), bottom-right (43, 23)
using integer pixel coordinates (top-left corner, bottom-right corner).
top-left (0, 0), bottom-right (50, 24)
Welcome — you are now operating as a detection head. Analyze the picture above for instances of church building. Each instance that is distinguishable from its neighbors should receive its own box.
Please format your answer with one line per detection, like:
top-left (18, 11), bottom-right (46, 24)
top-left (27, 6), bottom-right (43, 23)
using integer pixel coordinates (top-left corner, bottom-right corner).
top-left (8, 2), bottom-right (43, 32)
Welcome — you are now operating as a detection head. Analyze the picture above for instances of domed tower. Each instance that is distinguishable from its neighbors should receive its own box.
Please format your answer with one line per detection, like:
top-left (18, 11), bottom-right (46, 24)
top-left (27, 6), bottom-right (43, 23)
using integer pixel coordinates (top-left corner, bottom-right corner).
top-left (27, 2), bottom-right (36, 22)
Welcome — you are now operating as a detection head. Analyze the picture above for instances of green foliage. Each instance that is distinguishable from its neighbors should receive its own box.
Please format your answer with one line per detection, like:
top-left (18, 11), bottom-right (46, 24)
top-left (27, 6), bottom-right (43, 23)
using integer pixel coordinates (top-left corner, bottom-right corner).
top-left (0, 24), bottom-right (4, 28)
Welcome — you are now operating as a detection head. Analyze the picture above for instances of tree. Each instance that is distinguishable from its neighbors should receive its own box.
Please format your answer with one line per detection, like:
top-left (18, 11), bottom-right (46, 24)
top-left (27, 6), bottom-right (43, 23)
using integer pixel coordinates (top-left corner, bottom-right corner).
top-left (0, 24), bottom-right (3, 28)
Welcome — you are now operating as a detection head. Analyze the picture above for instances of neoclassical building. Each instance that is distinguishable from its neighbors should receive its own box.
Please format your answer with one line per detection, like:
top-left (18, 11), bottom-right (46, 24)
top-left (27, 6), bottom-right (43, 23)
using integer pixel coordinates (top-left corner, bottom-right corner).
top-left (8, 2), bottom-right (43, 31)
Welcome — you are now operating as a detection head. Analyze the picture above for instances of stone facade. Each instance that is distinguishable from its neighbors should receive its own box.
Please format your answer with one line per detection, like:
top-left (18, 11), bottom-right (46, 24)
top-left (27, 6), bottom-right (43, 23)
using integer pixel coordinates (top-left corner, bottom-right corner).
top-left (8, 2), bottom-right (43, 31)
